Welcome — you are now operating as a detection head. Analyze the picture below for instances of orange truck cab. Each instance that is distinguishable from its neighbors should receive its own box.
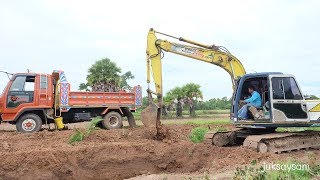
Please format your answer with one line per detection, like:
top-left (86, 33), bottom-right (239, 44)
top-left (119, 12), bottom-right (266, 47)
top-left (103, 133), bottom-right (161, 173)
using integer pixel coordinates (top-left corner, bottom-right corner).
top-left (0, 70), bottom-right (142, 133)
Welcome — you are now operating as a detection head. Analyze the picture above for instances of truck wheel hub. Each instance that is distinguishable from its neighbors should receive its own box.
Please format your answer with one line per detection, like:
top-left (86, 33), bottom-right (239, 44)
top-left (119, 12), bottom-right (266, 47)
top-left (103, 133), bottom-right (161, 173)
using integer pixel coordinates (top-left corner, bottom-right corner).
top-left (22, 119), bottom-right (36, 131)
top-left (109, 116), bottom-right (119, 127)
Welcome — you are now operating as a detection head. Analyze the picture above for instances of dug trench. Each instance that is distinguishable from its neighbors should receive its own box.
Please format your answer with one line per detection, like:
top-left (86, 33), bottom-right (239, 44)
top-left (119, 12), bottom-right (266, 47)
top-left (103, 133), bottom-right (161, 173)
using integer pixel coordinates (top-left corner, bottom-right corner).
top-left (0, 124), bottom-right (318, 180)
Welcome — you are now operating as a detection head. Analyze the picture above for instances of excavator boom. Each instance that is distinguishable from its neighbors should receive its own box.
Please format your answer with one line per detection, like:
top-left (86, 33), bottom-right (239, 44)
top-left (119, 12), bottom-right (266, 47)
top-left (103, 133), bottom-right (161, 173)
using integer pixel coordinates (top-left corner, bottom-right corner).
top-left (141, 28), bottom-right (246, 137)
top-left (146, 28), bottom-right (246, 95)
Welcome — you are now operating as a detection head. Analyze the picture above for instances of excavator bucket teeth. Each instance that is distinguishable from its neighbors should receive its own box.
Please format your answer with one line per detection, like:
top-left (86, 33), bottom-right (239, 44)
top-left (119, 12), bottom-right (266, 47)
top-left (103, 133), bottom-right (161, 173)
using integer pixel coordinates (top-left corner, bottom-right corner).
top-left (140, 102), bottom-right (161, 130)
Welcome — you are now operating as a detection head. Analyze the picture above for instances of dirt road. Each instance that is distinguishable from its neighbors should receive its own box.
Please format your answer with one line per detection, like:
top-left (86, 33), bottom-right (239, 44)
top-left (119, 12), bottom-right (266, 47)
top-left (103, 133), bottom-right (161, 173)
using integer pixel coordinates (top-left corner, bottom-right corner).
top-left (0, 123), bottom-right (318, 180)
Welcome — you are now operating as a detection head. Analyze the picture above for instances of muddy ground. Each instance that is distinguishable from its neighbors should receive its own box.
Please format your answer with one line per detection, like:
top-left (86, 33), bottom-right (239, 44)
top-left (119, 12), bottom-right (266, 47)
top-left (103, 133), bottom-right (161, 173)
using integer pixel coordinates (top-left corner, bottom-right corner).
top-left (0, 122), bottom-right (319, 180)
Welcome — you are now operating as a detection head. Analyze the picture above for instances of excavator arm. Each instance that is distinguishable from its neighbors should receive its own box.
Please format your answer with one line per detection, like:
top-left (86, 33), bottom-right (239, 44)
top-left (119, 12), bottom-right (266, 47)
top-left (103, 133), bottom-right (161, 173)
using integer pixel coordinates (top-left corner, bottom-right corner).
top-left (146, 28), bottom-right (246, 98)
top-left (142, 28), bottom-right (246, 138)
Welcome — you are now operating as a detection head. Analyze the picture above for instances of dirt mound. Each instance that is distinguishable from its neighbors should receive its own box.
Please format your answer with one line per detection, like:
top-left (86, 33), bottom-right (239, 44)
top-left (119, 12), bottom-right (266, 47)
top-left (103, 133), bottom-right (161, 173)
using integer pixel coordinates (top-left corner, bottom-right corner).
top-left (0, 124), bottom-right (317, 180)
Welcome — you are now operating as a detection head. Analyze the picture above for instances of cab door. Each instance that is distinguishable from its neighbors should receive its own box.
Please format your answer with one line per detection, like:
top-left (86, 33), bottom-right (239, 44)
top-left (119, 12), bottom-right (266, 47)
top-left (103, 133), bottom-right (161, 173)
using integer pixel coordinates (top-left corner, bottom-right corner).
top-left (269, 75), bottom-right (309, 122)
top-left (2, 75), bottom-right (36, 121)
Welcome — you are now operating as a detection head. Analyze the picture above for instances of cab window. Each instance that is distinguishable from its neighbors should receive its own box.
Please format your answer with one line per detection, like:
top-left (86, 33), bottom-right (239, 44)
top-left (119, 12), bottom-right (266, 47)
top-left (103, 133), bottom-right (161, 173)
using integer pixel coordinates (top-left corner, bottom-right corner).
top-left (9, 76), bottom-right (35, 92)
top-left (271, 77), bottom-right (302, 100)
top-left (7, 76), bottom-right (35, 108)
top-left (9, 76), bottom-right (26, 91)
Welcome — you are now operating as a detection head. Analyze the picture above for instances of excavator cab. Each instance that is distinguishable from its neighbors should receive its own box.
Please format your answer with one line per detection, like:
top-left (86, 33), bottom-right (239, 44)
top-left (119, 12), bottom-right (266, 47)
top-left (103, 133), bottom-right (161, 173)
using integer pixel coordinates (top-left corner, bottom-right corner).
top-left (232, 73), bottom-right (271, 122)
top-left (232, 73), bottom-right (310, 127)
top-left (219, 72), bottom-right (320, 152)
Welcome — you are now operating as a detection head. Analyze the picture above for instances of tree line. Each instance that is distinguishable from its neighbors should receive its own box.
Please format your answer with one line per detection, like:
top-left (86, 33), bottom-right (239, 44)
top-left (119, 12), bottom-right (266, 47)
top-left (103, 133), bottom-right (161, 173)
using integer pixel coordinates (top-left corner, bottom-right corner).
top-left (140, 96), bottom-right (232, 115)
top-left (80, 58), bottom-right (320, 117)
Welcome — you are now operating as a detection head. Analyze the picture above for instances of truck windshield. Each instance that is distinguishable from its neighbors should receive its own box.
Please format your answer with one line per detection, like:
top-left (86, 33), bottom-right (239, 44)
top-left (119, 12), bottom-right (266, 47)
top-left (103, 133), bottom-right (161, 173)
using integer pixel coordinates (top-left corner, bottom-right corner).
top-left (9, 76), bottom-right (35, 92)
top-left (10, 76), bottom-right (26, 91)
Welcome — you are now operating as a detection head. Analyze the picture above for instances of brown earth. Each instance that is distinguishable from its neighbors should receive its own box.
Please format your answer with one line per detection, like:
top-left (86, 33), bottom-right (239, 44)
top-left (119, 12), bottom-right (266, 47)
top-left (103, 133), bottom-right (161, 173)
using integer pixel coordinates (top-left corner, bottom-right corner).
top-left (0, 123), bottom-right (318, 180)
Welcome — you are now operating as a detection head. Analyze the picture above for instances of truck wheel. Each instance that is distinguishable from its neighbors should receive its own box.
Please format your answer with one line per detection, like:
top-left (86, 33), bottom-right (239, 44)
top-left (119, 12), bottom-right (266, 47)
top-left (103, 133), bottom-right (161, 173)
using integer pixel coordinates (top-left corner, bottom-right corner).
top-left (16, 113), bottom-right (42, 133)
top-left (101, 111), bottom-right (123, 129)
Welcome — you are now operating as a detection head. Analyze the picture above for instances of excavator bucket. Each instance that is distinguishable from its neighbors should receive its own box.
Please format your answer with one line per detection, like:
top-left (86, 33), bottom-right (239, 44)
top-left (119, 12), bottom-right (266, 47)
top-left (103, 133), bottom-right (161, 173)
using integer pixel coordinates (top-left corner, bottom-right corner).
top-left (141, 103), bottom-right (167, 140)
top-left (140, 93), bottom-right (167, 139)
top-left (140, 101), bottom-right (161, 131)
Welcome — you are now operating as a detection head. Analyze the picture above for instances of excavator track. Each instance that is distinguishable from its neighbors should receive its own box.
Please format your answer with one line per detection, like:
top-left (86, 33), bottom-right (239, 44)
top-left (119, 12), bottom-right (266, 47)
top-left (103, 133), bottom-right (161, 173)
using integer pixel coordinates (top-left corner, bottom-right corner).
top-left (208, 129), bottom-right (320, 153)
top-left (243, 131), bottom-right (320, 153)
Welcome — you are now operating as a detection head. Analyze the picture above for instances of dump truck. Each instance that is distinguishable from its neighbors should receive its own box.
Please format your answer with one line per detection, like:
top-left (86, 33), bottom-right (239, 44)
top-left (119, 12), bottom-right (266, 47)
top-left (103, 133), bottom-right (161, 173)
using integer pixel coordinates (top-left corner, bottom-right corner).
top-left (0, 70), bottom-right (142, 132)
top-left (141, 28), bottom-right (320, 153)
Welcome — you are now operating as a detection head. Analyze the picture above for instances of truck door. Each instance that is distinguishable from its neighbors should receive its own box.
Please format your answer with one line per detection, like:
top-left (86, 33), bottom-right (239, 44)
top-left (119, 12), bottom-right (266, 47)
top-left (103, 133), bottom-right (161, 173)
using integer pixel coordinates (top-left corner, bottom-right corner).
top-left (7, 75), bottom-right (35, 108)
top-left (2, 75), bottom-right (36, 120)
top-left (269, 75), bottom-right (309, 122)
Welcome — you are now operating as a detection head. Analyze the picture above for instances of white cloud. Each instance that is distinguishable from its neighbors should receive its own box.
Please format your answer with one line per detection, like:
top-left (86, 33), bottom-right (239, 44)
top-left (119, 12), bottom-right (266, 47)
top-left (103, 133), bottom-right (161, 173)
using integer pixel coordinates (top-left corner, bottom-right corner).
top-left (0, 0), bottom-right (319, 99)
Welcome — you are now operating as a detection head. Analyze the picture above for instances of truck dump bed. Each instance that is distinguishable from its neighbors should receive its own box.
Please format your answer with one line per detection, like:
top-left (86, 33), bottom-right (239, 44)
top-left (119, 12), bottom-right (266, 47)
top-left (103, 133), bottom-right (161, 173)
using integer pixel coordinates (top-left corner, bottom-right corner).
top-left (69, 90), bottom-right (138, 107)
top-left (52, 70), bottom-right (142, 112)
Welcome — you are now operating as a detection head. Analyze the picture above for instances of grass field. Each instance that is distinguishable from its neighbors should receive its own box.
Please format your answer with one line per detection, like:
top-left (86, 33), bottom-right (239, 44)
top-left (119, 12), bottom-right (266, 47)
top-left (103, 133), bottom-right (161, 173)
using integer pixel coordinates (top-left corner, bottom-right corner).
top-left (133, 109), bottom-right (230, 120)
top-left (234, 159), bottom-right (320, 180)
top-left (163, 119), bottom-right (230, 125)
top-left (277, 127), bottom-right (320, 132)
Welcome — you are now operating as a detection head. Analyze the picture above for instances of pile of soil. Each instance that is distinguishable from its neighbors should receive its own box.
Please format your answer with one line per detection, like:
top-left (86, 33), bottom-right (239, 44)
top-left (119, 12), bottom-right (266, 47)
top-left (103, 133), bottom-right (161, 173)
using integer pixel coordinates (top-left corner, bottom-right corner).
top-left (0, 124), bottom-right (318, 180)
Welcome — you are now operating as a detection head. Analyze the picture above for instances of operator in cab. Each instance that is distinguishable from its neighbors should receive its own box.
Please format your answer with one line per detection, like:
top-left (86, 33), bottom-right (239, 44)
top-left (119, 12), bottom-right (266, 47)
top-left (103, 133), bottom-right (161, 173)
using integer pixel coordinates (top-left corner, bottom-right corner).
top-left (238, 85), bottom-right (262, 119)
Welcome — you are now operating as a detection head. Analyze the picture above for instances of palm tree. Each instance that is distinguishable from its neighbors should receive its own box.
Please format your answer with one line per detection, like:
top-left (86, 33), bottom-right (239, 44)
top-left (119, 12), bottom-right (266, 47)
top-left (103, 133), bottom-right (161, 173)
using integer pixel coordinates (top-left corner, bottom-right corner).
top-left (182, 83), bottom-right (203, 117)
top-left (79, 58), bottom-right (134, 92)
top-left (164, 83), bottom-right (203, 117)
top-left (166, 87), bottom-right (184, 117)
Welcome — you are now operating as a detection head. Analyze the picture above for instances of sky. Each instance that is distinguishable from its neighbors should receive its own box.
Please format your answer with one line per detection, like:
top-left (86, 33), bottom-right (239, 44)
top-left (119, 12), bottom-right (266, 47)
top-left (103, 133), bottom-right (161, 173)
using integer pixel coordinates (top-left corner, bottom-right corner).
top-left (0, 0), bottom-right (319, 99)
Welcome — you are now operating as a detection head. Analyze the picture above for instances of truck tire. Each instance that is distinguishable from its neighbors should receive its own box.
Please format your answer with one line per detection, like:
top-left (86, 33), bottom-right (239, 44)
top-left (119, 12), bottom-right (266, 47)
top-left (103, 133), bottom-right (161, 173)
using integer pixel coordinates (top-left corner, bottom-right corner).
top-left (101, 111), bottom-right (123, 129)
top-left (16, 113), bottom-right (42, 133)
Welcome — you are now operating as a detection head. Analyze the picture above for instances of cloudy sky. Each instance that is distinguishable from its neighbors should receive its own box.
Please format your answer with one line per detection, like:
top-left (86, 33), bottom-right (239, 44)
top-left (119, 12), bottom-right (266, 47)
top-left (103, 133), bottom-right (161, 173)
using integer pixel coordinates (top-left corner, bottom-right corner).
top-left (0, 0), bottom-right (319, 99)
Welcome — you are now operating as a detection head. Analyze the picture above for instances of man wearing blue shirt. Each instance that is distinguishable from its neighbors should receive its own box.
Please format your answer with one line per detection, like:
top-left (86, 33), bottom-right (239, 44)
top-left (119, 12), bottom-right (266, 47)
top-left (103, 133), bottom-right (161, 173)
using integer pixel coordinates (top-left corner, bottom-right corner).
top-left (238, 85), bottom-right (262, 119)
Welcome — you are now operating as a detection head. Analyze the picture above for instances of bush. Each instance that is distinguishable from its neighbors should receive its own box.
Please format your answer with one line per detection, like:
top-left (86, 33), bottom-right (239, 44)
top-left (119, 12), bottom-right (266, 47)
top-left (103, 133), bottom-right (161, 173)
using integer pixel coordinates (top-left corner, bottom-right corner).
top-left (68, 129), bottom-right (84, 144)
top-left (68, 117), bottom-right (103, 145)
top-left (189, 127), bottom-right (209, 143)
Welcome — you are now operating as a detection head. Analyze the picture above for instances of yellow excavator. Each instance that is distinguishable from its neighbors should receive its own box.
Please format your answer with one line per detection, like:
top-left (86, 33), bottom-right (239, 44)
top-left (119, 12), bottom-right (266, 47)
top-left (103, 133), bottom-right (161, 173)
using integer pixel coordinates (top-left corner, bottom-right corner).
top-left (141, 28), bottom-right (320, 153)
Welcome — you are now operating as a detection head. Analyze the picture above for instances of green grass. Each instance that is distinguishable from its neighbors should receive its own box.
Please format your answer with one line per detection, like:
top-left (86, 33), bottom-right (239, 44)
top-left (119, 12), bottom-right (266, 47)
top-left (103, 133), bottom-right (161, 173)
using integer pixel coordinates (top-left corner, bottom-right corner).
top-left (163, 119), bottom-right (230, 126)
top-left (68, 117), bottom-right (103, 145)
top-left (68, 129), bottom-right (84, 144)
top-left (163, 119), bottom-right (231, 127)
top-left (185, 119), bottom-right (230, 125)
top-left (265, 161), bottom-right (312, 180)
top-left (189, 127), bottom-right (209, 143)
top-left (277, 127), bottom-right (320, 132)
top-left (133, 109), bottom-right (229, 120)
top-left (195, 109), bottom-right (229, 115)
top-left (234, 159), bottom-right (320, 180)
top-left (132, 111), bottom-right (141, 120)
top-left (215, 126), bottom-right (229, 132)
